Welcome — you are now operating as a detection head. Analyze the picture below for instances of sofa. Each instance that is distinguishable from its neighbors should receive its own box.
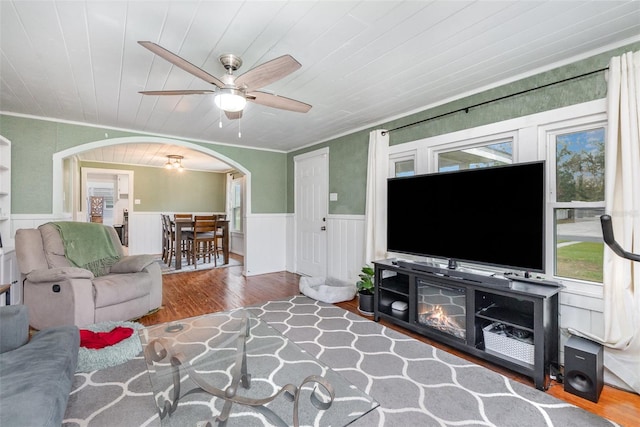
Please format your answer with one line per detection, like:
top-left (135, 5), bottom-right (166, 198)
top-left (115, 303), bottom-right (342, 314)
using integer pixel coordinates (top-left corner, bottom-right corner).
top-left (15, 222), bottom-right (162, 330)
top-left (0, 304), bottom-right (79, 426)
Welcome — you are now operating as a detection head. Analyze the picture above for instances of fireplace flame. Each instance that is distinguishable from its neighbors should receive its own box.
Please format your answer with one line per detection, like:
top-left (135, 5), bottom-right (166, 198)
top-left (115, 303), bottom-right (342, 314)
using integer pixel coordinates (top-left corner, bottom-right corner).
top-left (418, 305), bottom-right (465, 340)
top-left (422, 305), bottom-right (445, 322)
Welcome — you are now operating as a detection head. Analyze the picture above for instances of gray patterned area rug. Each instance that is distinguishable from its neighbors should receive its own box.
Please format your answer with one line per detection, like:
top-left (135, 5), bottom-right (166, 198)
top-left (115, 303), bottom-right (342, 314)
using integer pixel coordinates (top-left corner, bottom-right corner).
top-left (63, 296), bottom-right (616, 427)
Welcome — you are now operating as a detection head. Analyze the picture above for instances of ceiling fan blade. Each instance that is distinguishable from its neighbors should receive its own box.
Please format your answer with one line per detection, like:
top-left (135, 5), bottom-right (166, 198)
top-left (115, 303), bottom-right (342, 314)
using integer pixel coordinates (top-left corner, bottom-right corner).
top-left (225, 110), bottom-right (243, 120)
top-left (248, 91), bottom-right (312, 113)
top-left (139, 90), bottom-right (215, 96)
top-left (235, 55), bottom-right (301, 91)
top-left (139, 41), bottom-right (224, 88)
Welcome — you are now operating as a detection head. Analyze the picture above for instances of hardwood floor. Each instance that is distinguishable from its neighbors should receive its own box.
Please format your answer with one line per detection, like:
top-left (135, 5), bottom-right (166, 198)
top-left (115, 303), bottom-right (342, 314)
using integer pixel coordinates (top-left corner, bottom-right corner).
top-left (138, 255), bottom-right (640, 427)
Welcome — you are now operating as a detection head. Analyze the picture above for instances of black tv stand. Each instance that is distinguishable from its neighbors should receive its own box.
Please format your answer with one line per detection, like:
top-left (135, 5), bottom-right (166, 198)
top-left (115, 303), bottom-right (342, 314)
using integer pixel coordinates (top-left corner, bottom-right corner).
top-left (374, 259), bottom-right (561, 390)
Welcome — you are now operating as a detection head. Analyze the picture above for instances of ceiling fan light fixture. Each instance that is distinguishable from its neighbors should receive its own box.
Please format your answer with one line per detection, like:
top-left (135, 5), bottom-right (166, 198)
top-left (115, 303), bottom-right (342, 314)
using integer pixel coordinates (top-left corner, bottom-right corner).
top-left (214, 88), bottom-right (246, 112)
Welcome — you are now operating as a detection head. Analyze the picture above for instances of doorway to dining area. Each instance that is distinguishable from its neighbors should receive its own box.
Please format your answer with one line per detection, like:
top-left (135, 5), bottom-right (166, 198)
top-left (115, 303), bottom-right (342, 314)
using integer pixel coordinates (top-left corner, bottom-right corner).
top-left (54, 137), bottom-right (252, 274)
top-left (79, 162), bottom-right (232, 256)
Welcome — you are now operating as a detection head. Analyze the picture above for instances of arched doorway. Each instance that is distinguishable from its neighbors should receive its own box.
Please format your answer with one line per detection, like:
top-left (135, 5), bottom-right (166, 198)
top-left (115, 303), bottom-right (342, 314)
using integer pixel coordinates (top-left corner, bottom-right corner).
top-left (52, 136), bottom-right (252, 276)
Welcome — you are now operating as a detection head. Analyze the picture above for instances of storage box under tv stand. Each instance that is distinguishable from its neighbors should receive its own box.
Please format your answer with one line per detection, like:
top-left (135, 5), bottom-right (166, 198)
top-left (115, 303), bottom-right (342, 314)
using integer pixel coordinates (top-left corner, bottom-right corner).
top-left (373, 259), bottom-right (561, 391)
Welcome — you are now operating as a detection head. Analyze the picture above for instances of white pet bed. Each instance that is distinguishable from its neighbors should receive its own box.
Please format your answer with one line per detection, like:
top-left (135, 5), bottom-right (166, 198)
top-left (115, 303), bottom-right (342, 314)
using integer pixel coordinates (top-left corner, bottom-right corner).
top-left (299, 276), bottom-right (356, 303)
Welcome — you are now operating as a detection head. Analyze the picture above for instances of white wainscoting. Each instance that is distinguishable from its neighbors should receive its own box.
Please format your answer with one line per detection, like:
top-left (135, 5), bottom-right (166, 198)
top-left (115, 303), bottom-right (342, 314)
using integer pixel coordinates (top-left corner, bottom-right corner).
top-left (285, 213), bottom-right (295, 273)
top-left (14, 211), bottom-right (274, 276)
top-left (8, 212), bottom-right (161, 256)
top-left (129, 212), bottom-right (287, 276)
top-left (245, 213), bottom-right (287, 276)
top-left (558, 287), bottom-right (605, 364)
top-left (13, 212), bottom-right (165, 256)
top-left (128, 212), bottom-right (163, 255)
top-left (11, 214), bottom-right (71, 238)
top-left (229, 231), bottom-right (244, 256)
top-left (12, 212), bottom-right (364, 281)
top-left (326, 214), bottom-right (366, 283)
top-left (285, 213), bottom-right (366, 283)
top-left (128, 211), bottom-right (227, 256)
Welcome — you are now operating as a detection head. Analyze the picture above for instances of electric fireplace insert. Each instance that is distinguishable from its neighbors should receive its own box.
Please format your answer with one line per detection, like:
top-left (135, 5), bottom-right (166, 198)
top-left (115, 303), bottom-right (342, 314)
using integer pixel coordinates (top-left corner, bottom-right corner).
top-left (416, 278), bottom-right (466, 340)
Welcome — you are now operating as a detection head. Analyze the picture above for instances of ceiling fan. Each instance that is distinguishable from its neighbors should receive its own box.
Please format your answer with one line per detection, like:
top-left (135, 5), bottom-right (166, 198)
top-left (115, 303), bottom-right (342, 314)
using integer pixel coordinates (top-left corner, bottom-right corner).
top-left (138, 41), bottom-right (312, 119)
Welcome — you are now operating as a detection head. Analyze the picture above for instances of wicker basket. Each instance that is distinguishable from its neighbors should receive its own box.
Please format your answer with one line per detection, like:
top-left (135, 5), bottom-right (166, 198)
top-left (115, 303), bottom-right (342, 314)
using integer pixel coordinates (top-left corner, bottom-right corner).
top-left (483, 322), bottom-right (534, 365)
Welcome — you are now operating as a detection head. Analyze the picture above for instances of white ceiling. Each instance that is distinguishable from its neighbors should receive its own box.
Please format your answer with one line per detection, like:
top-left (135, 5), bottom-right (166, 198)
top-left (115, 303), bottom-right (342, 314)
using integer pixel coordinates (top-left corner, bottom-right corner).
top-left (1, 1), bottom-right (639, 171)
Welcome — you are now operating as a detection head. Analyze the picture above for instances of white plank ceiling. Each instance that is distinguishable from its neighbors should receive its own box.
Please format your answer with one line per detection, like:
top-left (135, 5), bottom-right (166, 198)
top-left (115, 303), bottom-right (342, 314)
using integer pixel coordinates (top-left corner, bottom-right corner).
top-left (1, 1), bottom-right (639, 171)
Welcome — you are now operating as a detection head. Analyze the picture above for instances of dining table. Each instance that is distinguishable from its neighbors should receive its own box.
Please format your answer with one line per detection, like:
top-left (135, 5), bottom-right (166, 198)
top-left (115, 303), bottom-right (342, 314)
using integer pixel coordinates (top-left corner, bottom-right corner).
top-left (172, 218), bottom-right (229, 270)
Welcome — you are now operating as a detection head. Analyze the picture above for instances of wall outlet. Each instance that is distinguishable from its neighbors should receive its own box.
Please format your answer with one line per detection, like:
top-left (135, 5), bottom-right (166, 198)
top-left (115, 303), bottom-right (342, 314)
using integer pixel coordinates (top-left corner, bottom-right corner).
top-left (134, 199), bottom-right (141, 205)
top-left (329, 193), bottom-right (338, 201)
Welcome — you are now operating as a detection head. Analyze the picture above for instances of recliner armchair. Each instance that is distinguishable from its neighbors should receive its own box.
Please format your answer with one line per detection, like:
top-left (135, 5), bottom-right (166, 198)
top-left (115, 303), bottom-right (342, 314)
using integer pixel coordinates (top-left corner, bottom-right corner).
top-left (15, 222), bottom-right (162, 330)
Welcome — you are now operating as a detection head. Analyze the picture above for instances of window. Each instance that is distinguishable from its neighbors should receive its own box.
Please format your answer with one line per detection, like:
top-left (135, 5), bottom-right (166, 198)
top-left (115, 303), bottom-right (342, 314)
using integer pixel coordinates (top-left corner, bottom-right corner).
top-left (390, 153), bottom-right (415, 177)
top-left (230, 178), bottom-right (243, 232)
top-left (549, 126), bottom-right (605, 282)
top-left (394, 159), bottom-right (415, 177)
top-left (438, 140), bottom-right (513, 172)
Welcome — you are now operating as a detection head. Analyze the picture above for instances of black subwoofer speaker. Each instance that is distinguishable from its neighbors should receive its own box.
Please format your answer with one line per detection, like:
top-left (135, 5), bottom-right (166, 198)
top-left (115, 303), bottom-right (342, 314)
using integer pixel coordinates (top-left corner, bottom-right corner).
top-left (564, 336), bottom-right (604, 402)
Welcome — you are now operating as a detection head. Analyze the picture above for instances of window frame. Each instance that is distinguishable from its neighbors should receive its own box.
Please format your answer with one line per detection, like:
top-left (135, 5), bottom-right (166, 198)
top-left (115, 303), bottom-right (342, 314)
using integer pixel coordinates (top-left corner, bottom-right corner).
top-left (543, 116), bottom-right (607, 285)
top-left (434, 136), bottom-right (515, 172)
top-left (389, 151), bottom-right (416, 177)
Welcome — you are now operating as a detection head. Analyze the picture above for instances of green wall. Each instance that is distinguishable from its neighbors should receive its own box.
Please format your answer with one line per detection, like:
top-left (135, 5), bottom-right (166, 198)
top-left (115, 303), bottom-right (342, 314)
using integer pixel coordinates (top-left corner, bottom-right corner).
top-left (80, 161), bottom-right (226, 212)
top-left (0, 116), bottom-right (288, 214)
top-left (287, 41), bottom-right (640, 215)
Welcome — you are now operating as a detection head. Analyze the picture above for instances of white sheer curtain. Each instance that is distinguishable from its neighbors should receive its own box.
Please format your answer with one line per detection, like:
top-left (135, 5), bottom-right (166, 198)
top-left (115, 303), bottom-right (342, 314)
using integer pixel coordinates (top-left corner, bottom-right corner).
top-left (364, 130), bottom-right (389, 265)
top-left (573, 50), bottom-right (640, 393)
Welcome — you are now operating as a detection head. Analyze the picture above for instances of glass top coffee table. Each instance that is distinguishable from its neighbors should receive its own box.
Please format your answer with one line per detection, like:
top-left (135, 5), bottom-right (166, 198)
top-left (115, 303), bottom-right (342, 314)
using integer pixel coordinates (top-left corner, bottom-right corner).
top-left (139, 309), bottom-right (377, 426)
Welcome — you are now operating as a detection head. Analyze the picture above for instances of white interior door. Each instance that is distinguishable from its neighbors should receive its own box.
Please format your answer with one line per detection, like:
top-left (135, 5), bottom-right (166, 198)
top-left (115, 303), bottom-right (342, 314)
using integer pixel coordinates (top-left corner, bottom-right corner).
top-left (295, 148), bottom-right (328, 277)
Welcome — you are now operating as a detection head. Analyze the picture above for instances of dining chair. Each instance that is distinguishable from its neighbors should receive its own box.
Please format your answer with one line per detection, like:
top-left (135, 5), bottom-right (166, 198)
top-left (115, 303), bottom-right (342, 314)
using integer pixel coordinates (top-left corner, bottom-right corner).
top-left (161, 214), bottom-right (175, 265)
top-left (161, 214), bottom-right (169, 263)
top-left (187, 215), bottom-right (220, 268)
top-left (214, 214), bottom-right (226, 252)
top-left (173, 213), bottom-right (193, 257)
top-left (162, 214), bottom-right (191, 266)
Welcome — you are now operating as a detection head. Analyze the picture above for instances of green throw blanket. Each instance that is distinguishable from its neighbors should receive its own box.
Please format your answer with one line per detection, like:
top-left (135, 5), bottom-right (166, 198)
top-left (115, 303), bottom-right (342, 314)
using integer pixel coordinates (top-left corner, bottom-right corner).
top-left (51, 222), bottom-right (121, 277)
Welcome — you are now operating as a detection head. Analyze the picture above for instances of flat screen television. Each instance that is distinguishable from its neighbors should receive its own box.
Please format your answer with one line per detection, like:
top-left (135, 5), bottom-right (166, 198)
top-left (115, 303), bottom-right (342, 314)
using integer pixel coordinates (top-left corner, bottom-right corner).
top-left (387, 161), bottom-right (545, 273)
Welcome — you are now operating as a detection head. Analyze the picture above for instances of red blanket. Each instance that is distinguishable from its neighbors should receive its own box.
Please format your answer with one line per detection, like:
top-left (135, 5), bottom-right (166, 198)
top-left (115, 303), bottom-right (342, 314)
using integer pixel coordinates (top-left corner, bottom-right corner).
top-left (80, 326), bottom-right (134, 349)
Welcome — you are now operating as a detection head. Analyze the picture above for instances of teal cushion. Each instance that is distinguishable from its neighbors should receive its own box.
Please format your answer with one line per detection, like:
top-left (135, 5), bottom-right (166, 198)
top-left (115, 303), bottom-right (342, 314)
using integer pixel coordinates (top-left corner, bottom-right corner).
top-left (0, 326), bottom-right (79, 427)
top-left (0, 305), bottom-right (29, 353)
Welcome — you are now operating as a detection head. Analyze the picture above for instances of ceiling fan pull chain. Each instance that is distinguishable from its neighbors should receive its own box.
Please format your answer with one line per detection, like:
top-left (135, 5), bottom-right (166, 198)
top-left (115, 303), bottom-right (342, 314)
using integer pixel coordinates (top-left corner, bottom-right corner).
top-left (238, 116), bottom-right (242, 138)
top-left (219, 107), bottom-right (223, 128)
